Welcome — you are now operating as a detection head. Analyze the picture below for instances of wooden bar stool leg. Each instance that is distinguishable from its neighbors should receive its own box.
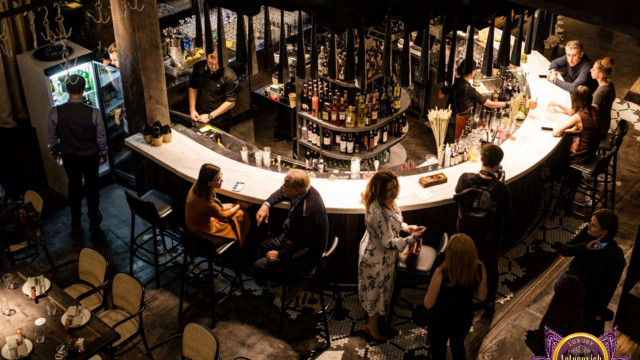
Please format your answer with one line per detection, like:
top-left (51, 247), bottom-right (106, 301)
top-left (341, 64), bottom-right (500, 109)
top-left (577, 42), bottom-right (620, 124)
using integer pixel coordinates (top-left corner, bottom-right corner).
top-left (208, 257), bottom-right (216, 328)
top-left (318, 282), bottom-right (330, 347)
top-left (279, 285), bottom-right (287, 333)
top-left (129, 213), bottom-right (136, 275)
top-left (152, 225), bottom-right (161, 289)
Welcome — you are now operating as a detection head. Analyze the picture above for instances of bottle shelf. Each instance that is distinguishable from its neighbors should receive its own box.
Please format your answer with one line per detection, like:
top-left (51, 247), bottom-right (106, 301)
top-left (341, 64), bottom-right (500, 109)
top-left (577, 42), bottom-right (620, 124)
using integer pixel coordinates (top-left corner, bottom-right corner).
top-left (318, 73), bottom-right (383, 89)
top-left (298, 124), bottom-right (408, 161)
top-left (299, 89), bottom-right (411, 133)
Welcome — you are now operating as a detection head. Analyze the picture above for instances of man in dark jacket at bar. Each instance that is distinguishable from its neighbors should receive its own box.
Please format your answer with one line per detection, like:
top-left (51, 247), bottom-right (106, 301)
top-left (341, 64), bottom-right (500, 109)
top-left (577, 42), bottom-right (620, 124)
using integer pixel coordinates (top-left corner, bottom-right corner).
top-left (559, 209), bottom-right (625, 335)
top-left (47, 74), bottom-right (107, 233)
top-left (253, 169), bottom-right (329, 283)
top-left (548, 40), bottom-right (598, 93)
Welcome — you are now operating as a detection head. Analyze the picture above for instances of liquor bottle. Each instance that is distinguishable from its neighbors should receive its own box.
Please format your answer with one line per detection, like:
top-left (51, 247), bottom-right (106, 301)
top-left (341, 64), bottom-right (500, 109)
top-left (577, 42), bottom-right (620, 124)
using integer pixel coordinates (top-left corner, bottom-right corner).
top-left (374, 128), bottom-right (379, 148)
top-left (312, 151), bottom-right (319, 169)
top-left (331, 96), bottom-right (339, 126)
top-left (318, 158), bottom-right (325, 172)
top-left (321, 92), bottom-right (330, 122)
top-left (402, 114), bottom-right (408, 135)
top-left (339, 97), bottom-right (347, 127)
top-left (357, 95), bottom-right (367, 127)
top-left (443, 144), bottom-right (451, 168)
top-left (365, 96), bottom-right (372, 127)
top-left (368, 130), bottom-right (375, 150)
top-left (311, 90), bottom-right (319, 117)
top-left (301, 84), bottom-right (309, 113)
top-left (393, 85), bottom-right (401, 113)
top-left (347, 134), bottom-right (354, 154)
top-left (315, 125), bottom-right (322, 147)
top-left (305, 149), bottom-right (311, 169)
top-left (323, 129), bottom-right (331, 150)
top-left (381, 124), bottom-right (388, 143)
top-left (334, 130), bottom-right (341, 145)
top-left (345, 105), bottom-right (355, 128)
top-left (340, 132), bottom-right (347, 153)
top-left (371, 95), bottom-right (379, 124)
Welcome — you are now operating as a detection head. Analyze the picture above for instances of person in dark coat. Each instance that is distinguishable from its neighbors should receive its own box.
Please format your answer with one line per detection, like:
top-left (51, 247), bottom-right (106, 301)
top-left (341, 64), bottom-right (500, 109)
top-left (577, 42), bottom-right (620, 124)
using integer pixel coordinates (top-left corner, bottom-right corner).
top-left (559, 209), bottom-right (625, 335)
top-left (47, 74), bottom-right (107, 233)
top-left (548, 40), bottom-right (599, 94)
top-left (253, 169), bottom-right (329, 282)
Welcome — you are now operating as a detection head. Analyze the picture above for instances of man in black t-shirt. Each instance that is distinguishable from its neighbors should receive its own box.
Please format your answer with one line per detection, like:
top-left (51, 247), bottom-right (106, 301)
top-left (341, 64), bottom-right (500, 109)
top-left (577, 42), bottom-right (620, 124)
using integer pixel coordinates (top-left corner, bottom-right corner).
top-left (439, 60), bottom-right (506, 143)
top-left (455, 144), bottom-right (511, 317)
top-left (189, 48), bottom-right (239, 132)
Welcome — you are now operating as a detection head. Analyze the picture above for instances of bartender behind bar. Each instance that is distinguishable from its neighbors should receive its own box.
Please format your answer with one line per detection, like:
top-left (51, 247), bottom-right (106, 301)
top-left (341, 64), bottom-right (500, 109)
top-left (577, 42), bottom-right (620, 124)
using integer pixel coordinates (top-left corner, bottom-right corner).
top-left (189, 47), bottom-right (239, 132)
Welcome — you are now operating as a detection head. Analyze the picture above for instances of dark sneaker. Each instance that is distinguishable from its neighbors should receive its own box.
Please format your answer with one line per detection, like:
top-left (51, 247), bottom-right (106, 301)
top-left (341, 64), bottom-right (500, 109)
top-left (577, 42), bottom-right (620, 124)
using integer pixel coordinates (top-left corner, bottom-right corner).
top-left (89, 211), bottom-right (103, 230)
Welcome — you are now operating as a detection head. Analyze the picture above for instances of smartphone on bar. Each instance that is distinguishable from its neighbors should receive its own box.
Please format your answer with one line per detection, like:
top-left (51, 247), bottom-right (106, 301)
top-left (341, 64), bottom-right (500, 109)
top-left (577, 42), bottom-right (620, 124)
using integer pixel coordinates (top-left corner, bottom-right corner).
top-left (232, 182), bottom-right (244, 192)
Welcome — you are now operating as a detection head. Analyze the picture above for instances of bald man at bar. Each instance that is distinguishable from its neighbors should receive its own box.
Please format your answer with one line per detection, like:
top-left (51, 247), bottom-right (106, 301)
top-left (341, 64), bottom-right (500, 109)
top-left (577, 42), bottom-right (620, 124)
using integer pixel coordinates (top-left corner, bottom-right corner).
top-left (188, 48), bottom-right (239, 132)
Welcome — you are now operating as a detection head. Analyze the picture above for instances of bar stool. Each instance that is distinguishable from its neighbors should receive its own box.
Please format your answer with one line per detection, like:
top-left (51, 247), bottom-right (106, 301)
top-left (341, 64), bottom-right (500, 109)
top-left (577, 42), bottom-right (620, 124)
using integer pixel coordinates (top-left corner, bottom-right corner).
top-left (389, 232), bottom-right (448, 321)
top-left (125, 190), bottom-right (183, 289)
top-left (276, 235), bottom-right (339, 348)
top-left (598, 120), bottom-right (629, 210)
top-left (178, 229), bottom-right (244, 328)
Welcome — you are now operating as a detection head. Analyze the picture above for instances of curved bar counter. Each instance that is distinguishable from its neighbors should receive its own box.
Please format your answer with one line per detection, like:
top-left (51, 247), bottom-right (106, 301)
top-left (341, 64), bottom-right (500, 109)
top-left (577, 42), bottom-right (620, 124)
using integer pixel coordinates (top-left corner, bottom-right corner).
top-left (126, 51), bottom-right (571, 281)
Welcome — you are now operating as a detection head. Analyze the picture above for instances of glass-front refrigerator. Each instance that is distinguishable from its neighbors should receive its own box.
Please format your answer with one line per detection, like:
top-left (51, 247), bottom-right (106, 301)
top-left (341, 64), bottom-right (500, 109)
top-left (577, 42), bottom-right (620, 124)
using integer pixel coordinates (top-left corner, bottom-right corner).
top-left (93, 61), bottom-right (135, 186)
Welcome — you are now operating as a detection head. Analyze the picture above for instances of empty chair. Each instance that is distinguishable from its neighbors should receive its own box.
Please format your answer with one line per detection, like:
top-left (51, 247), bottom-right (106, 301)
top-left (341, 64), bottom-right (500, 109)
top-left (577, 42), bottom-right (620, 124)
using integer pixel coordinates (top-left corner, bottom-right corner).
top-left (125, 190), bottom-right (182, 288)
top-left (58, 248), bottom-right (109, 312)
top-left (2, 190), bottom-right (55, 271)
top-left (149, 322), bottom-right (220, 360)
top-left (98, 273), bottom-right (152, 359)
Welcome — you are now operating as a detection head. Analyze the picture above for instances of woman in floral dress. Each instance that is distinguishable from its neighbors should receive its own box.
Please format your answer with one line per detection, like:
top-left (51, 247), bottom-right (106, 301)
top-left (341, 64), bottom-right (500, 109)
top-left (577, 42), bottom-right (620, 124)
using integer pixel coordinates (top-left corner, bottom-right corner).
top-left (358, 170), bottom-right (426, 340)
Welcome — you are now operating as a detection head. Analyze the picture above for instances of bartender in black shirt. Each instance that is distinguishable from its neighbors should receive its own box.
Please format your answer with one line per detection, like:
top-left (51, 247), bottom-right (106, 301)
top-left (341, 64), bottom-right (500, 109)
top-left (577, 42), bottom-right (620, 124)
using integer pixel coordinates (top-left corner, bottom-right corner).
top-left (439, 60), bottom-right (507, 143)
top-left (189, 48), bottom-right (239, 132)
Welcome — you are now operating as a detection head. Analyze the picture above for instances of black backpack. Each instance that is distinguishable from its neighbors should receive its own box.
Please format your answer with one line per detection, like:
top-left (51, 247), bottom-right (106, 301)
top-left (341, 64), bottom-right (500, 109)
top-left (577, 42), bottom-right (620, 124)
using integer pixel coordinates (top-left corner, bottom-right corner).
top-left (453, 180), bottom-right (499, 242)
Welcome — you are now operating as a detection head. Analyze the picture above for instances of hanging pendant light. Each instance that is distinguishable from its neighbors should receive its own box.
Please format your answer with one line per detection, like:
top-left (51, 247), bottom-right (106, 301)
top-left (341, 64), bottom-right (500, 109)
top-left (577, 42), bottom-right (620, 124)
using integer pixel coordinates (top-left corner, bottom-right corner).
top-left (236, 13), bottom-right (247, 67)
top-left (496, 10), bottom-right (512, 67)
top-left (524, 10), bottom-right (535, 55)
top-left (263, 6), bottom-right (275, 70)
top-left (510, 12), bottom-right (524, 66)
top-left (278, 10), bottom-right (289, 84)
top-left (310, 12), bottom-right (318, 79)
top-left (463, 18), bottom-right (475, 74)
top-left (345, 28), bottom-right (355, 81)
top-left (217, 7), bottom-right (227, 65)
top-left (248, 15), bottom-right (258, 76)
top-left (192, 0), bottom-right (202, 48)
top-left (296, 11), bottom-right (305, 80)
top-left (382, 13), bottom-right (392, 78)
top-left (328, 32), bottom-right (337, 79)
top-left (436, 15), bottom-right (447, 83)
top-left (481, 14), bottom-right (495, 76)
top-left (446, 15), bottom-right (458, 86)
top-left (533, 10), bottom-right (546, 52)
top-left (358, 21), bottom-right (367, 92)
top-left (203, 1), bottom-right (214, 55)
top-left (400, 29), bottom-right (410, 87)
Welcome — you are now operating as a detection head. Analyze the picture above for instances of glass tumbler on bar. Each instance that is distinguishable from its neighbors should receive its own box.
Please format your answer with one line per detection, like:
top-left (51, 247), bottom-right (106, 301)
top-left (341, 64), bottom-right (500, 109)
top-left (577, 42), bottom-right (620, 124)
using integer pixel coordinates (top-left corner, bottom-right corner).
top-left (34, 326), bottom-right (45, 343)
top-left (255, 150), bottom-right (263, 167)
top-left (46, 296), bottom-right (57, 316)
top-left (263, 147), bottom-right (271, 167)
top-left (2, 273), bottom-right (17, 290)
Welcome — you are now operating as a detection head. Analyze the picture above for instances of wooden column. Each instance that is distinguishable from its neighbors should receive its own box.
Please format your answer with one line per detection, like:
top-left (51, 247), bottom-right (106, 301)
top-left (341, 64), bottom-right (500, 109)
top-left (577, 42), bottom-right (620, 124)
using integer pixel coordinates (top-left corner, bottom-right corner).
top-left (109, 0), bottom-right (169, 131)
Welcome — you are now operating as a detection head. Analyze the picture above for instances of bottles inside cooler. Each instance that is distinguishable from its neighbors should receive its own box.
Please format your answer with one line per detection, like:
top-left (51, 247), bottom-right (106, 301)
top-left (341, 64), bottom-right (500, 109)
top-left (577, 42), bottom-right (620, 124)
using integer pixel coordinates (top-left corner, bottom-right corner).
top-left (49, 62), bottom-right (98, 108)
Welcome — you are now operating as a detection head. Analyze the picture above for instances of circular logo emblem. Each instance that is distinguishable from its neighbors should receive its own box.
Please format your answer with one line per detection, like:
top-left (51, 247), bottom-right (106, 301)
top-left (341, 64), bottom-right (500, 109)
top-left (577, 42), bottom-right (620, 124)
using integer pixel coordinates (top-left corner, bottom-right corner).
top-left (553, 332), bottom-right (609, 360)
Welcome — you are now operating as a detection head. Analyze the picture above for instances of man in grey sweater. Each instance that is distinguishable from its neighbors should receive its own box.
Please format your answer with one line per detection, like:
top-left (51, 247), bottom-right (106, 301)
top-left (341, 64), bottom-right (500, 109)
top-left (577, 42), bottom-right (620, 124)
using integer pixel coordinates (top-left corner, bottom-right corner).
top-left (48, 74), bottom-right (107, 233)
top-left (548, 40), bottom-right (598, 94)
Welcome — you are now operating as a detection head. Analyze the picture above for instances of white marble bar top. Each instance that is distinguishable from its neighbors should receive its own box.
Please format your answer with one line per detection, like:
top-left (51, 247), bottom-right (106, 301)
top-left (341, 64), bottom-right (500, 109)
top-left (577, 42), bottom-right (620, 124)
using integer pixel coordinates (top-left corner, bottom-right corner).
top-left (126, 51), bottom-right (570, 215)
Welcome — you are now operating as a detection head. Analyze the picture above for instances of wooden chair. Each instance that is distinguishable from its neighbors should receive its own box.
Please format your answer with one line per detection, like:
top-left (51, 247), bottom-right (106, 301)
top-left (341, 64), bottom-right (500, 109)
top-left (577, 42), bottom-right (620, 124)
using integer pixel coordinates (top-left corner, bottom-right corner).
top-left (149, 322), bottom-right (220, 360)
top-left (55, 248), bottom-right (109, 312)
top-left (98, 273), bottom-right (152, 359)
top-left (2, 190), bottom-right (55, 271)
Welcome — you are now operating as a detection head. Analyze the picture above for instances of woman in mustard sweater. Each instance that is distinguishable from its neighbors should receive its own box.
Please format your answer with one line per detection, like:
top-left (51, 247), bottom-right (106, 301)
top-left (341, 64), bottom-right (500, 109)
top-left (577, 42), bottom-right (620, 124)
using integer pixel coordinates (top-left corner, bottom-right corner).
top-left (185, 163), bottom-right (251, 246)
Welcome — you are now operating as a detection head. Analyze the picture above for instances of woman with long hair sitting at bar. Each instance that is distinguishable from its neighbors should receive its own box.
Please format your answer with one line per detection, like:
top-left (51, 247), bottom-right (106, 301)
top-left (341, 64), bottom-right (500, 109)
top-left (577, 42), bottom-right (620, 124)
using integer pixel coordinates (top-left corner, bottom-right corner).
top-left (185, 163), bottom-right (251, 246)
top-left (549, 85), bottom-right (600, 164)
top-left (590, 57), bottom-right (616, 138)
top-left (424, 233), bottom-right (488, 360)
top-left (358, 170), bottom-right (426, 340)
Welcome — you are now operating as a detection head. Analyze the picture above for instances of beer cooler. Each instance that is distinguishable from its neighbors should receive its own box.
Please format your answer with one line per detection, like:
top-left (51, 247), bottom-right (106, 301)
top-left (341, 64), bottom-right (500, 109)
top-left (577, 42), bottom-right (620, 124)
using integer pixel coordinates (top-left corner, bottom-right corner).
top-left (17, 40), bottom-right (134, 197)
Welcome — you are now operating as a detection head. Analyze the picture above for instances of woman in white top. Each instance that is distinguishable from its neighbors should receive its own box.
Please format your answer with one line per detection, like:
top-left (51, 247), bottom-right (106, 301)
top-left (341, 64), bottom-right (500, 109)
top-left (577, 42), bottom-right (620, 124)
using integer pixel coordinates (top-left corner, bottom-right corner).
top-left (358, 169), bottom-right (426, 340)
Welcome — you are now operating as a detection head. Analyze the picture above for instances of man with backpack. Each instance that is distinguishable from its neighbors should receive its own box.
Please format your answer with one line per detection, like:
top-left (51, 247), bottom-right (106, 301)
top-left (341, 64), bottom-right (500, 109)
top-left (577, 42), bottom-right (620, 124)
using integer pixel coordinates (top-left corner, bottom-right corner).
top-left (454, 144), bottom-right (511, 317)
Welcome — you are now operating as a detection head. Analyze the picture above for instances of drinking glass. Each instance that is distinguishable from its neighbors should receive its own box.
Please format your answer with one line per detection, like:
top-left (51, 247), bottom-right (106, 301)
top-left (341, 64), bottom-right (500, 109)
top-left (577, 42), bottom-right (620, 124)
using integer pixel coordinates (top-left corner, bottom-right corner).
top-left (34, 326), bottom-right (45, 343)
top-left (1, 297), bottom-right (14, 316)
top-left (255, 150), bottom-right (263, 166)
top-left (263, 147), bottom-right (271, 167)
top-left (46, 296), bottom-right (57, 316)
top-left (528, 96), bottom-right (538, 110)
top-left (2, 273), bottom-right (17, 290)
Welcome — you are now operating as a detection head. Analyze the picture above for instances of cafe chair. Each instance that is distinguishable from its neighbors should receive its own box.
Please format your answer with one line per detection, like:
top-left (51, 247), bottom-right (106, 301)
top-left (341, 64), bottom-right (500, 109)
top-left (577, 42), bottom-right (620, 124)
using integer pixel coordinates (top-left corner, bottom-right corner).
top-left (276, 235), bottom-right (340, 348)
top-left (125, 190), bottom-right (183, 289)
top-left (98, 273), bottom-right (152, 359)
top-left (389, 232), bottom-right (449, 321)
top-left (2, 190), bottom-right (55, 271)
top-left (54, 247), bottom-right (109, 312)
top-left (178, 229), bottom-right (244, 328)
top-left (149, 322), bottom-right (220, 360)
